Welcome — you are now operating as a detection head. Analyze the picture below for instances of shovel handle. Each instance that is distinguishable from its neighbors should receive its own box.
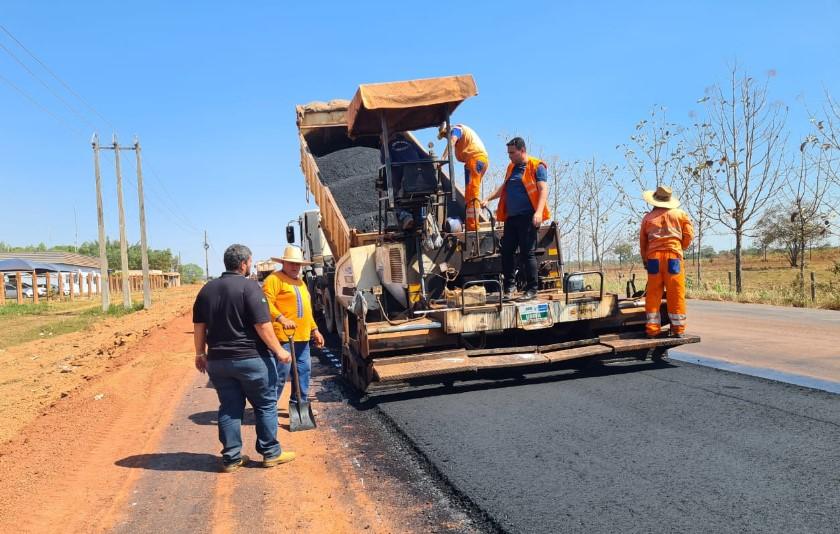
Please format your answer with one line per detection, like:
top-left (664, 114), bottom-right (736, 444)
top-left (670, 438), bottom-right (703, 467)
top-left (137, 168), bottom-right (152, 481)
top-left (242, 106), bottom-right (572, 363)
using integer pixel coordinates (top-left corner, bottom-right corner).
top-left (281, 325), bottom-right (304, 405)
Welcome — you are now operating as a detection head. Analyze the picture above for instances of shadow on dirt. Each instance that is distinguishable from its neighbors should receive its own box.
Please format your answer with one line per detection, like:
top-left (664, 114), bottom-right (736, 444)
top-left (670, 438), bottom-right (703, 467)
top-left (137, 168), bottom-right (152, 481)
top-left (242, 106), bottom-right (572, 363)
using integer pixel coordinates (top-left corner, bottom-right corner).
top-left (115, 452), bottom-right (221, 472)
top-left (188, 408), bottom-right (258, 426)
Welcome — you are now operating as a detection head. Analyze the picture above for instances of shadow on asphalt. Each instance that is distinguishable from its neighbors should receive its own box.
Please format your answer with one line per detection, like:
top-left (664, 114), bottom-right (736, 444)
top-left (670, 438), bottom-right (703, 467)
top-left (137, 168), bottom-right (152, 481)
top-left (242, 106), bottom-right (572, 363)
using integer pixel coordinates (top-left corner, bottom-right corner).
top-left (115, 453), bottom-right (221, 472)
top-left (188, 408), bottom-right (257, 426)
top-left (356, 359), bottom-right (678, 406)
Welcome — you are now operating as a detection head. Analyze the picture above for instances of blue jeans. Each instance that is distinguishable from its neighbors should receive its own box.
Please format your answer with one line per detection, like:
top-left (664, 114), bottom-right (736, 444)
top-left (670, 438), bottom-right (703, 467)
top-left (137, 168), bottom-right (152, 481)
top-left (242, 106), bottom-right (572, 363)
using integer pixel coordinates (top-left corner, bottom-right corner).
top-left (277, 341), bottom-right (311, 405)
top-left (207, 355), bottom-right (281, 464)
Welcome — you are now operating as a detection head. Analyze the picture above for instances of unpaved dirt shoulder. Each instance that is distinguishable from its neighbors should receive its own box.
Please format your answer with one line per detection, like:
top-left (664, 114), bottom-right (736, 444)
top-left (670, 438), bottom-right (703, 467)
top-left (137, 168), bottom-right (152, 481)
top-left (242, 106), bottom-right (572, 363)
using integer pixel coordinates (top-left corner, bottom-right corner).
top-left (0, 286), bottom-right (198, 445)
top-left (0, 298), bottom-right (485, 533)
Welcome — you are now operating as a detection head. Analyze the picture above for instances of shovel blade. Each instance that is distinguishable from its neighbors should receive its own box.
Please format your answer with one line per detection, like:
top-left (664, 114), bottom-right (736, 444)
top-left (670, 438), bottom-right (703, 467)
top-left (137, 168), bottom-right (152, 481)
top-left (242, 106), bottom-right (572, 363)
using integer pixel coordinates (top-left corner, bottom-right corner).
top-left (288, 401), bottom-right (316, 432)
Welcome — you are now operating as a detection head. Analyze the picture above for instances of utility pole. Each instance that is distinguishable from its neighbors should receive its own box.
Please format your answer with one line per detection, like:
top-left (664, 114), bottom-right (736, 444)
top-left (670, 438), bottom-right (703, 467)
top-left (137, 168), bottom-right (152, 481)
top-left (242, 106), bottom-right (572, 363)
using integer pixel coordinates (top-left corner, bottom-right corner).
top-left (204, 230), bottom-right (210, 281)
top-left (134, 137), bottom-right (151, 309)
top-left (91, 133), bottom-right (110, 312)
top-left (113, 134), bottom-right (132, 309)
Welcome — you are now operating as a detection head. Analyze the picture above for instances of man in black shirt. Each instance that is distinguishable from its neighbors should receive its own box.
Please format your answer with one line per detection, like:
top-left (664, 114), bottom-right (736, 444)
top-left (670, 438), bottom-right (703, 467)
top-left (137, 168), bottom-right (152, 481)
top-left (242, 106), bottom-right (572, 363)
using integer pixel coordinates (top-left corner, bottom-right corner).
top-left (193, 244), bottom-right (295, 472)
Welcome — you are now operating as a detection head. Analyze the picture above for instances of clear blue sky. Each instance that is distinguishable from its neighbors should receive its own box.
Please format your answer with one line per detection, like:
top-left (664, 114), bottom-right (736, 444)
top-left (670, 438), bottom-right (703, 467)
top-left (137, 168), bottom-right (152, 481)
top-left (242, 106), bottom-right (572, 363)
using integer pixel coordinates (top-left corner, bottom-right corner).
top-left (2, 1), bottom-right (838, 271)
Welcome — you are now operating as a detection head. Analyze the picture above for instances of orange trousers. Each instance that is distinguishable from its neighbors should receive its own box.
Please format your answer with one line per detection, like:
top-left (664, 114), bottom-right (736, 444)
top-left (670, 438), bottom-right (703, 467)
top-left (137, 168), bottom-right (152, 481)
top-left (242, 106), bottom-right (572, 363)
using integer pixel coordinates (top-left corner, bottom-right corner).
top-left (464, 156), bottom-right (488, 231)
top-left (644, 250), bottom-right (687, 336)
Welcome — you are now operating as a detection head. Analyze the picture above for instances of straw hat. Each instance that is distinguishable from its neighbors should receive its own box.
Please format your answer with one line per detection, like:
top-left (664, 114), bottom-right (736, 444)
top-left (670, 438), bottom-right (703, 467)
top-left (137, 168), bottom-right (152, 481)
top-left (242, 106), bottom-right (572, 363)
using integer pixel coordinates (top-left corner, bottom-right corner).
top-left (642, 185), bottom-right (681, 209)
top-left (270, 245), bottom-right (312, 265)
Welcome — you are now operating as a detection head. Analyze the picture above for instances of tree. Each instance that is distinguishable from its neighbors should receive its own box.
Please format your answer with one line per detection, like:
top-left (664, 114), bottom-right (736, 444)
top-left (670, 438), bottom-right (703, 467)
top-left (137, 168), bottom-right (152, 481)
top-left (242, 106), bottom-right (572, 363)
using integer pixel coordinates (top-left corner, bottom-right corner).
top-left (616, 106), bottom-right (686, 217)
top-left (706, 66), bottom-right (787, 293)
top-left (678, 122), bottom-right (717, 280)
top-left (613, 240), bottom-right (636, 266)
top-left (581, 159), bottom-right (626, 271)
top-left (786, 136), bottom-right (833, 293)
top-left (754, 205), bottom-right (827, 269)
top-left (179, 263), bottom-right (204, 284)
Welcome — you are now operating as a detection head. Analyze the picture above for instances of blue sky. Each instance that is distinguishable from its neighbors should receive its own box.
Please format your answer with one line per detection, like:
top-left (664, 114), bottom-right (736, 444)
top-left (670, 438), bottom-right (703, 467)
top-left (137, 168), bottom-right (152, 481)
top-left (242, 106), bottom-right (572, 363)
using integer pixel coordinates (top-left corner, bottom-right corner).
top-left (1, 1), bottom-right (839, 270)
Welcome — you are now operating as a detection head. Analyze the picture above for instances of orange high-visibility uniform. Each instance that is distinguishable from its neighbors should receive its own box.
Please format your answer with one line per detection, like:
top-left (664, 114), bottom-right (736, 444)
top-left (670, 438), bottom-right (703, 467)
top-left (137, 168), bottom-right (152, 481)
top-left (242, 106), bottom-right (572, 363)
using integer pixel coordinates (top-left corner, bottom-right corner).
top-left (452, 124), bottom-right (489, 231)
top-left (496, 156), bottom-right (551, 223)
top-left (640, 207), bottom-right (694, 336)
top-left (262, 271), bottom-right (316, 342)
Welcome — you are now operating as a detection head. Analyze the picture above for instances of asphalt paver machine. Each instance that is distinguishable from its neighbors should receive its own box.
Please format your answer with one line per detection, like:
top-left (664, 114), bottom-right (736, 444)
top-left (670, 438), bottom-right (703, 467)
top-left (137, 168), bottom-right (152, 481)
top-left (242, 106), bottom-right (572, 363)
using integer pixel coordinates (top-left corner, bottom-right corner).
top-left (296, 75), bottom-right (699, 391)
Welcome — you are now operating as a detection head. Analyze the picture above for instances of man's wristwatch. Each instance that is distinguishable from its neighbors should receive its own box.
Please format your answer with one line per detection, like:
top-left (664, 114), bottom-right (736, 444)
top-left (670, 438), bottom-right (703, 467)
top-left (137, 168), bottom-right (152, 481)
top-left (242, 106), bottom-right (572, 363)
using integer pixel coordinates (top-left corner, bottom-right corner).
top-left (275, 313), bottom-right (284, 322)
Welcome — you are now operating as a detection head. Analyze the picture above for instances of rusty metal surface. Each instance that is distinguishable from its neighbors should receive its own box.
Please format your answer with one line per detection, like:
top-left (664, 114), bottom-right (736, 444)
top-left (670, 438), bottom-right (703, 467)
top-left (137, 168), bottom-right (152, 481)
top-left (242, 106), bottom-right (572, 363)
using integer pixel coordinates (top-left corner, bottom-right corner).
top-left (600, 333), bottom-right (701, 352)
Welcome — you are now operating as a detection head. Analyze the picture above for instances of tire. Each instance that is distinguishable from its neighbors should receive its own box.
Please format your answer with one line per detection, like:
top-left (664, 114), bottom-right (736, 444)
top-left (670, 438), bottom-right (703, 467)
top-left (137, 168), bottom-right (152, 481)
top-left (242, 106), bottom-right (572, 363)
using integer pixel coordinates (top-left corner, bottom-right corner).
top-left (322, 288), bottom-right (336, 334)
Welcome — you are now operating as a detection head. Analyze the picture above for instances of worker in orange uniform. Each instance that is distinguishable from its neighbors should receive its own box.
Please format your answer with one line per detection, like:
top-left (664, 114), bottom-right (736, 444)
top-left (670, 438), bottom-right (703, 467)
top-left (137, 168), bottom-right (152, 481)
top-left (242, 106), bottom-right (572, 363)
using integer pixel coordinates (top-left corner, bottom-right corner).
top-left (263, 245), bottom-right (325, 412)
top-left (640, 185), bottom-right (694, 338)
top-left (438, 123), bottom-right (489, 231)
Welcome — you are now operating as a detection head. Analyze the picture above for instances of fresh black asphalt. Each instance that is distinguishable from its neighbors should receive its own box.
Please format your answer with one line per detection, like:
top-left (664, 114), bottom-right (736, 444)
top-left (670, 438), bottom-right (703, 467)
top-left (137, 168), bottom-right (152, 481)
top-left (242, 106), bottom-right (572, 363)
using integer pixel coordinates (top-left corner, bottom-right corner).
top-left (371, 360), bottom-right (840, 533)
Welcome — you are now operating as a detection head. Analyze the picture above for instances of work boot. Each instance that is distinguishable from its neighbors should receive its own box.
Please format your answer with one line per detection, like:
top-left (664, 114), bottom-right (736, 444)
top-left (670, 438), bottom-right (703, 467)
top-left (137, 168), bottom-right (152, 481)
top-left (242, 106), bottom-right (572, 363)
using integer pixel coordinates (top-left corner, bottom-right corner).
top-left (222, 455), bottom-right (250, 473)
top-left (520, 289), bottom-right (538, 301)
top-left (263, 451), bottom-right (296, 468)
top-left (669, 331), bottom-right (686, 339)
top-left (503, 286), bottom-right (516, 300)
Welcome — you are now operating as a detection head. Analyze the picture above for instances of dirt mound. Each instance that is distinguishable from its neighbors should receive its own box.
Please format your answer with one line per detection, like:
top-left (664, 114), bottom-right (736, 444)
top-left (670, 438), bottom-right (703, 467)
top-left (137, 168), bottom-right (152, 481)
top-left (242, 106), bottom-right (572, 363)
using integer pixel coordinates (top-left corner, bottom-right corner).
top-left (316, 147), bottom-right (381, 233)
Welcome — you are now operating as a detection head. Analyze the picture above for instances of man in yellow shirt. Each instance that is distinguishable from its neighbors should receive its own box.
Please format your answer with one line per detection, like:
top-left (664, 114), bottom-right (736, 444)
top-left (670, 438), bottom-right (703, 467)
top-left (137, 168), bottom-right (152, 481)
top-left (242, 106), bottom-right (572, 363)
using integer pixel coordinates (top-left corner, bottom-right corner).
top-left (263, 245), bottom-right (325, 410)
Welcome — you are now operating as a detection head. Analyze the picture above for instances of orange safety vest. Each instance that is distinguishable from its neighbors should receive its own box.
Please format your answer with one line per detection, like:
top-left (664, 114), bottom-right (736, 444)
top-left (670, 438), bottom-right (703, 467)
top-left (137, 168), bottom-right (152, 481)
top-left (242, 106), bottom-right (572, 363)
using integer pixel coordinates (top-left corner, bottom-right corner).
top-left (496, 156), bottom-right (551, 222)
top-left (639, 207), bottom-right (694, 259)
top-left (453, 124), bottom-right (488, 163)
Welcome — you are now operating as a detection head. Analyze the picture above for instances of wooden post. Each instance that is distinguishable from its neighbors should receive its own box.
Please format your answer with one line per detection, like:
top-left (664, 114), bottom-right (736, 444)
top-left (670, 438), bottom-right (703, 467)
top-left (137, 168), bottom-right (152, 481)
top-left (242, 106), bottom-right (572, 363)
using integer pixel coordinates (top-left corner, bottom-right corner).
top-left (32, 271), bottom-right (39, 304)
top-left (58, 272), bottom-right (64, 301)
top-left (114, 134), bottom-right (131, 309)
top-left (15, 271), bottom-right (23, 304)
top-left (69, 273), bottom-right (74, 301)
top-left (45, 272), bottom-right (51, 301)
top-left (92, 134), bottom-right (110, 312)
top-left (87, 273), bottom-right (92, 298)
top-left (810, 272), bottom-right (816, 303)
top-left (728, 271), bottom-right (732, 292)
top-left (134, 138), bottom-right (152, 309)
top-left (0, 275), bottom-right (5, 306)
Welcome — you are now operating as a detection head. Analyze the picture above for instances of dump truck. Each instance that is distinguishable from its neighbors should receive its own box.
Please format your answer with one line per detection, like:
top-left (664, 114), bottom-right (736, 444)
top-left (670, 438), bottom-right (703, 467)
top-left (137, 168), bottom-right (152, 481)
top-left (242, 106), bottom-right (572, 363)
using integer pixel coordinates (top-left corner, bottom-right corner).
top-left (295, 75), bottom-right (699, 391)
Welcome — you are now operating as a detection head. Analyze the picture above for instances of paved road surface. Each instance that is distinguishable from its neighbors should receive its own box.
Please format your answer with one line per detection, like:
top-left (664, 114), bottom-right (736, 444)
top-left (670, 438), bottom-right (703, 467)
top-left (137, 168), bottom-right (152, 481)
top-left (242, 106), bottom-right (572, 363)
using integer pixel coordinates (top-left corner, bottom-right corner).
top-left (686, 299), bottom-right (840, 382)
top-left (374, 358), bottom-right (840, 533)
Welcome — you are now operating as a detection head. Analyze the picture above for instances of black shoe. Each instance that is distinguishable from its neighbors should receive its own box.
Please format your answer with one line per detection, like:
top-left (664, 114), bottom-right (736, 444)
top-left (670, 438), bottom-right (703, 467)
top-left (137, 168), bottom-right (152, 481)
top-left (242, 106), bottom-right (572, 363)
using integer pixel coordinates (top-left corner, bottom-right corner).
top-left (669, 332), bottom-right (686, 339)
top-left (520, 289), bottom-right (538, 301)
top-left (503, 286), bottom-right (516, 300)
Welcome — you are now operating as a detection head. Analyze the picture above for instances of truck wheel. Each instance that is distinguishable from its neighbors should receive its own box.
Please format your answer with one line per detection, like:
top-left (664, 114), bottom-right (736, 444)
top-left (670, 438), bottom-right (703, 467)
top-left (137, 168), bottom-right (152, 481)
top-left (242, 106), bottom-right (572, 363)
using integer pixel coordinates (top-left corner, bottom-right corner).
top-left (322, 289), bottom-right (336, 334)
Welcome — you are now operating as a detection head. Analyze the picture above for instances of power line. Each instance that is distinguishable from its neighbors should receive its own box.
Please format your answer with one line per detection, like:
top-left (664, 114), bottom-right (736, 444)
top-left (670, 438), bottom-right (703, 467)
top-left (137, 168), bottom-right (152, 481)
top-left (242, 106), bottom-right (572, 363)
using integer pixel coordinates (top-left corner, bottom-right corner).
top-left (0, 23), bottom-right (114, 130)
top-left (0, 72), bottom-right (84, 137)
top-left (0, 39), bottom-right (97, 130)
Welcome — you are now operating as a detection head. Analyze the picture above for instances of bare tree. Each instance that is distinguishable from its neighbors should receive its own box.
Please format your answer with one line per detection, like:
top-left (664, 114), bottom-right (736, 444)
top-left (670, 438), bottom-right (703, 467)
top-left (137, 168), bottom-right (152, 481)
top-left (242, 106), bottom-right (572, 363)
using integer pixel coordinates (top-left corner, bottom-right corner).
top-left (581, 159), bottom-right (627, 271)
top-left (706, 66), bottom-right (788, 293)
top-left (786, 136), bottom-right (833, 293)
top-left (678, 122), bottom-right (717, 283)
top-left (615, 106), bottom-right (686, 217)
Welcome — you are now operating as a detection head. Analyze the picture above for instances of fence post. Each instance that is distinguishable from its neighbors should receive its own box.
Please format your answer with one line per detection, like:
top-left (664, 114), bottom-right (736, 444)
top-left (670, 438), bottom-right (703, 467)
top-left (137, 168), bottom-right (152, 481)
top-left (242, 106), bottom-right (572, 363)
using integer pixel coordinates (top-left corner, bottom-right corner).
top-left (728, 271), bottom-right (732, 292)
top-left (810, 272), bottom-right (816, 303)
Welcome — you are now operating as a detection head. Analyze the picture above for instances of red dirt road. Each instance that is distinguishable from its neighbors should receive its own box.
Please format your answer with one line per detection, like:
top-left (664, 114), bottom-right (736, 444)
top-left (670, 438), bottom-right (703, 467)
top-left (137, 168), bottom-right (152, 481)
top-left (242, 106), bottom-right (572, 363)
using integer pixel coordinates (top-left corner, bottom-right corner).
top-left (0, 306), bottom-right (475, 533)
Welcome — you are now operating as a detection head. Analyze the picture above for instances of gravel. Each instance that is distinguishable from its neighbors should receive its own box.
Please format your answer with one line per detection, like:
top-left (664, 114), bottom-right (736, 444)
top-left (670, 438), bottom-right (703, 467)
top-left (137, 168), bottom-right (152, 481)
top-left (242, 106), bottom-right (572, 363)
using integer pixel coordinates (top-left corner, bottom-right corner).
top-left (316, 147), bottom-right (382, 233)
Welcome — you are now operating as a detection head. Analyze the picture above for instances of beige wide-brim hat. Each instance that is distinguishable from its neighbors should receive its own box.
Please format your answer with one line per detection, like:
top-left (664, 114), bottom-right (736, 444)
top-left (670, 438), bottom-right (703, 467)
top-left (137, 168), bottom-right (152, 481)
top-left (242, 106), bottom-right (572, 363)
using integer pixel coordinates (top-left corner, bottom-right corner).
top-left (270, 245), bottom-right (312, 265)
top-left (643, 185), bottom-right (681, 209)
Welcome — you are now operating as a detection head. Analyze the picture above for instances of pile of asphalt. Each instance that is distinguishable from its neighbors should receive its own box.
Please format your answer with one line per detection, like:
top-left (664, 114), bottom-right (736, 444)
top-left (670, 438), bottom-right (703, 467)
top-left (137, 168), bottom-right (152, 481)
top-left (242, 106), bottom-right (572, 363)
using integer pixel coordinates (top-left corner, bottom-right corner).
top-left (316, 146), bottom-right (381, 233)
top-left (372, 361), bottom-right (840, 533)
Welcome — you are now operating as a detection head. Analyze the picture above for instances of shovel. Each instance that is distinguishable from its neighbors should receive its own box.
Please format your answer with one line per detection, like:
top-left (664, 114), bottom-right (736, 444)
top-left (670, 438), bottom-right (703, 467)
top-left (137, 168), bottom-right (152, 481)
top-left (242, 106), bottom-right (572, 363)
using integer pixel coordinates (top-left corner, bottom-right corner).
top-left (283, 326), bottom-right (316, 432)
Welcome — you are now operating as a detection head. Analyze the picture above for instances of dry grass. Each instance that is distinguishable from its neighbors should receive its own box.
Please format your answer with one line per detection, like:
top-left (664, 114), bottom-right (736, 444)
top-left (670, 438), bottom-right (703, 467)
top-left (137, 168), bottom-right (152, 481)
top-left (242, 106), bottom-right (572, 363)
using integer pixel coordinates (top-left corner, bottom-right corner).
top-left (583, 247), bottom-right (840, 310)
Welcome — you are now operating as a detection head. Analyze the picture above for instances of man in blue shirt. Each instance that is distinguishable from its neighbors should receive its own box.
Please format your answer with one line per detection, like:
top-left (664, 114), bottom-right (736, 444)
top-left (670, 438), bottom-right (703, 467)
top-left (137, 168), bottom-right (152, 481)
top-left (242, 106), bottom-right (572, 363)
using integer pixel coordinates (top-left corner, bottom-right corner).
top-left (482, 137), bottom-right (549, 300)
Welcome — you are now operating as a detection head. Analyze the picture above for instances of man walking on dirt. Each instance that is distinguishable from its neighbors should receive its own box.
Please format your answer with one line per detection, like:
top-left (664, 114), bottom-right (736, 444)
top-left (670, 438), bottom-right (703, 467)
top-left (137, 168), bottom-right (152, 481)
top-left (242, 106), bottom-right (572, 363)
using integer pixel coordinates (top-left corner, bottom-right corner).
top-left (193, 244), bottom-right (296, 472)
top-left (639, 186), bottom-right (694, 338)
top-left (481, 137), bottom-right (549, 301)
top-left (439, 123), bottom-right (489, 231)
top-left (263, 245), bottom-right (325, 414)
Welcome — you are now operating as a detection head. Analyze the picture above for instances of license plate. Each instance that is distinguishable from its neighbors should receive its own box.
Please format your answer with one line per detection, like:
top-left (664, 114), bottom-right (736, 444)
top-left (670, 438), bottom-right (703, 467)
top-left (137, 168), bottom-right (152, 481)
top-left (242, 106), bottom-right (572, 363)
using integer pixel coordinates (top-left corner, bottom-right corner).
top-left (516, 302), bottom-right (551, 328)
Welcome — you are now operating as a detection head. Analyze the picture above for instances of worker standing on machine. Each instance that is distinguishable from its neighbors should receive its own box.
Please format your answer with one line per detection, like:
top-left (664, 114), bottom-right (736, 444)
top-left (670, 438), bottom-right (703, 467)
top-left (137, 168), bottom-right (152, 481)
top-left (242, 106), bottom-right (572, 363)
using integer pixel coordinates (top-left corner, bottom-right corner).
top-left (639, 185), bottom-right (694, 339)
top-left (482, 137), bottom-right (549, 301)
top-left (438, 123), bottom-right (489, 231)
